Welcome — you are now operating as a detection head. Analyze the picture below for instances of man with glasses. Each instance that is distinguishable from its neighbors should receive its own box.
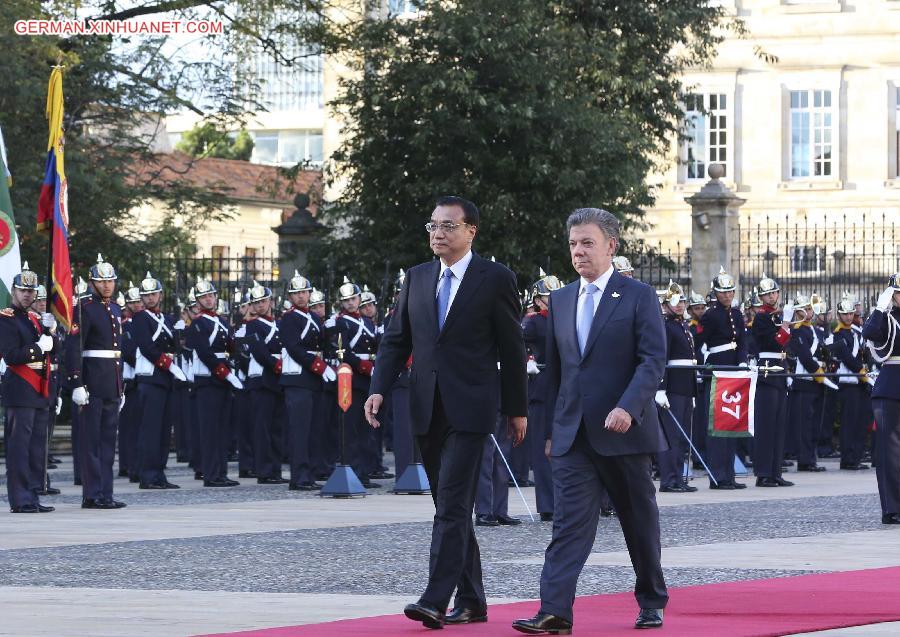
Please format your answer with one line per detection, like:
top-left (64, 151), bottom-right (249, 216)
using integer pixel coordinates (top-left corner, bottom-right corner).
top-left (366, 195), bottom-right (528, 629)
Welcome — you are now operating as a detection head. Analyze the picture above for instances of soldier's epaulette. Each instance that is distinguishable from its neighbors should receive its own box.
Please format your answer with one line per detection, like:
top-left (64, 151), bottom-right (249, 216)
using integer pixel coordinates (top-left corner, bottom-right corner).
top-left (0, 308), bottom-right (14, 317)
top-left (28, 309), bottom-right (40, 319)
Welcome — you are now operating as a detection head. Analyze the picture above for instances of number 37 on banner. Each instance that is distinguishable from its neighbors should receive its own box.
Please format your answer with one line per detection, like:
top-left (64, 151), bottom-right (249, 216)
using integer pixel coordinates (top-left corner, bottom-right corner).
top-left (707, 371), bottom-right (758, 438)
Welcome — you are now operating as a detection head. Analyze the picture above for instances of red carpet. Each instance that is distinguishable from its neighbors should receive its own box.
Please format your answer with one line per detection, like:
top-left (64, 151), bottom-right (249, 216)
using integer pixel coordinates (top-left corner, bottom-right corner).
top-left (197, 566), bottom-right (900, 636)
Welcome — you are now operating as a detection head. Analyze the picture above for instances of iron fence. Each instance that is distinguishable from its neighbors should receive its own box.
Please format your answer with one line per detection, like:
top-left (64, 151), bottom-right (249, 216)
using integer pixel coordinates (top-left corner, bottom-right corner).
top-left (620, 241), bottom-right (693, 291)
top-left (734, 212), bottom-right (899, 311)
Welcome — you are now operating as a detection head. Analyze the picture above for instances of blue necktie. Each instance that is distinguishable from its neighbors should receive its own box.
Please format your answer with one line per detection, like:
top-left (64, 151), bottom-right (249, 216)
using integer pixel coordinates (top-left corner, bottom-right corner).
top-left (578, 283), bottom-right (598, 355)
top-left (436, 269), bottom-right (453, 330)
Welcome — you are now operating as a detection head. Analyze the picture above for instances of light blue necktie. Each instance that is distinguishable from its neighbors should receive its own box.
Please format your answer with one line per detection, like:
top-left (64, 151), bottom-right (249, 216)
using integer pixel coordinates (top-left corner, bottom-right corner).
top-left (436, 268), bottom-right (453, 330)
top-left (578, 283), bottom-right (598, 354)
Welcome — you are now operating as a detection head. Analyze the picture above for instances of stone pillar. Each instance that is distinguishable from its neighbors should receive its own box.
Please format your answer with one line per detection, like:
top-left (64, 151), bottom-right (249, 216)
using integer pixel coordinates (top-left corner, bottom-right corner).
top-left (685, 164), bottom-right (746, 293)
top-left (273, 193), bottom-right (322, 280)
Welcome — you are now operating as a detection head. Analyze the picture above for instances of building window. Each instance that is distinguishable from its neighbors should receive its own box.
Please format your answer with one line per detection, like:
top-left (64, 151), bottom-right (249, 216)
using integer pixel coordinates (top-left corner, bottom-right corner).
top-left (255, 44), bottom-right (324, 112)
top-left (211, 245), bottom-right (230, 277)
top-left (790, 245), bottom-right (825, 273)
top-left (244, 247), bottom-right (259, 279)
top-left (251, 130), bottom-right (323, 166)
top-left (683, 93), bottom-right (728, 181)
top-left (895, 87), bottom-right (900, 177)
top-left (789, 89), bottom-right (832, 178)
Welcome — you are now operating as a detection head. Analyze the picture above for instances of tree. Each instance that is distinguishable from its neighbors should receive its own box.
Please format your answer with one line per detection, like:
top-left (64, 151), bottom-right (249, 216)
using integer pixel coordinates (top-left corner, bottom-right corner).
top-left (176, 123), bottom-right (254, 161)
top-left (314, 0), bottom-right (727, 287)
top-left (0, 0), bottom-right (329, 284)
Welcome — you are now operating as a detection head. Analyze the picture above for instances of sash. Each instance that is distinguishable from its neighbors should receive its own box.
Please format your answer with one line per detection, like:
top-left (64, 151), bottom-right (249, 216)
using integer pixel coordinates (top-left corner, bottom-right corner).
top-left (9, 363), bottom-right (49, 397)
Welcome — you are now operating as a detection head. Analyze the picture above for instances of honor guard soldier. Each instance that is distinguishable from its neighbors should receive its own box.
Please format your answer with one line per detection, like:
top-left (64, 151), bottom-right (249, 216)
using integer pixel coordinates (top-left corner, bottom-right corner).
top-left (119, 282), bottom-right (143, 481)
top-left (612, 255), bottom-right (634, 278)
top-left (360, 287), bottom-right (393, 479)
top-left (131, 272), bottom-right (185, 489)
top-left (655, 281), bottom-right (698, 493)
top-left (1, 264), bottom-right (58, 512)
top-left (862, 275), bottom-right (900, 524)
top-left (182, 290), bottom-right (205, 478)
top-left (685, 291), bottom-right (709, 463)
top-left (810, 294), bottom-right (839, 459)
top-left (187, 277), bottom-right (242, 487)
top-left (785, 294), bottom-right (828, 472)
top-left (68, 276), bottom-right (90, 487)
top-left (751, 274), bottom-right (795, 487)
top-left (66, 255), bottom-right (127, 509)
top-left (245, 281), bottom-right (289, 484)
top-left (308, 288), bottom-right (336, 477)
top-left (280, 272), bottom-right (335, 490)
top-left (33, 283), bottom-right (62, 494)
top-left (234, 291), bottom-right (256, 479)
top-left (699, 267), bottom-right (748, 489)
top-left (522, 269), bottom-right (563, 520)
top-left (329, 276), bottom-right (380, 488)
top-left (828, 293), bottom-right (870, 471)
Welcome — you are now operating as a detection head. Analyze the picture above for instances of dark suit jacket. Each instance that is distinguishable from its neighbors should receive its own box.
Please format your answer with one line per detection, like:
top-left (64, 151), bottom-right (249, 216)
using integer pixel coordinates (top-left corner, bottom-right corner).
top-left (544, 269), bottom-right (667, 457)
top-left (371, 252), bottom-right (527, 435)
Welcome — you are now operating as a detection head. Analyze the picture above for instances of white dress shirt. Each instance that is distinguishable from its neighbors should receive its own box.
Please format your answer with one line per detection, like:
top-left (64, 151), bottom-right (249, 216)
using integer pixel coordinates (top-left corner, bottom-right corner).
top-left (436, 250), bottom-right (473, 321)
top-left (577, 264), bottom-right (615, 322)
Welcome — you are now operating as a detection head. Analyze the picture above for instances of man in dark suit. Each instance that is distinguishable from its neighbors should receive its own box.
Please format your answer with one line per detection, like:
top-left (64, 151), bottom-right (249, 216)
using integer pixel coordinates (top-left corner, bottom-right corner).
top-left (366, 195), bottom-right (528, 629)
top-left (513, 208), bottom-right (668, 634)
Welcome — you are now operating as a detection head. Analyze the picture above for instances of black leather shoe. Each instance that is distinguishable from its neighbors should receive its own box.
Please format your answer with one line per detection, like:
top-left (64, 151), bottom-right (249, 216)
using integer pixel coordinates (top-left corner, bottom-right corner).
top-left (403, 602), bottom-right (445, 629)
top-left (882, 513), bottom-right (900, 524)
top-left (821, 450), bottom-right (841, 459)
top-left (781, 460), bottom-right (795, 468)
top-left (446, 606), bottom-right (487, 624)
top-left (74, 478), bottom-right (82, 486)
top-left (194, 471), bottom-right (204, 480)
top-left (47, 462), bottom-right (58, 469)
top-left (362, 481), bottom-right (383, 489)
top-left (797, 464), bottom-right (826, 472)
top-left (109, 499), bottom-right (127, 508)
top-left (369, 471), bottom-right (395, 479)
top-left (163, 482), bottom-right (181, 489)
top-left (774, 477), bottom-right (794, 486)
top-left (37, 504), bottom-right (56, 512)
top-left (257, 477), bottom-right (289, 485)
top-left (140, 483), bottom-right (167, 490)
top-left (540, 512), bottom-right (554, 522)
top-left (635, 608), bottom-right (664, 629)
top-left (118, 469), bottom-right (129, 477)
top-left (238, 470), bottom-right (258, 479)
top-left (10, 505), bottom-right (39, 513)
top-left (497, 514), bottom-right (522, 526)
top-left (129, 476), bottom-right (140, 483)
top-left (82, 499), bottom-right (117, 509)
top-left (49, 456), bottom-right (62, 464)
top-left (476, 514), bottom-right (499, 527)
top-left (756, 477), bottom-right (779, 487)
top-left (710, 480), bottom-right (747, 490)
top-left (38, 487), bottom-right (61, 496)
top-left (840, 463), bottom-right (869, 470)
top-left (289, 482), bottom-right (321, 491)
top-left (600, 508), bottom-right (616, 517)
top-left (204, 480), bottom-right (233, 487)
top-left (512, 611), bottom-right (572, 635)
top-left (660, 483), bottom-right (698, 493)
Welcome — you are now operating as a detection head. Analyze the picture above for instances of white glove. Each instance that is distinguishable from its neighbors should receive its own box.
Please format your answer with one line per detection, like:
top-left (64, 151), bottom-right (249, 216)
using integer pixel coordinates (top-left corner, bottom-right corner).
top-left (876, 286), bottom-right (895, 312)
top-left (170, 364), bottom-right (187, 382)
top-left (119, 394), bottom-right (126, 413)
top-left (173, 319), bottom-right (186, 330)
top-left (36, 334), bottom-right (54, 353)
top-left (321, 366), bottom-right (337, 382)
top-left (654, 390), bottom-right (670, 409)
top-left (72, 386), bottom-right (89, 406)
top-left (41, 312), bottom-right (57, 331)
top-left (781, 302), bottom-right (795, 325)
top-left (526, 359), bottom-right (540, 375)
top-left (225, 372), bottom-right (244, 390)
top-left (738, 362), bottom-right (750, 369)
top-left (56, 397), bottom-right (62, 415)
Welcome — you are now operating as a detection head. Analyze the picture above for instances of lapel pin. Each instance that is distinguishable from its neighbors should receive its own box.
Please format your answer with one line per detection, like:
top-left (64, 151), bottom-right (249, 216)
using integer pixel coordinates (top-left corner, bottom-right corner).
top-left (611, 292), bottom-right (621, 298)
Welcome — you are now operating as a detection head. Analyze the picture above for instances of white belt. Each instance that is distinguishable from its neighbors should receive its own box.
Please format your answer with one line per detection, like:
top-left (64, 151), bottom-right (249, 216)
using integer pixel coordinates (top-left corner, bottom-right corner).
top-left (214, 352), bottom-right (228, 359)
top-left (83, 350), bottom-right (120, 359)
top-left (758, 352), bottom-right (786, 360)
top-left (357, 354), bottom-right (373, 360)
top-left (667, 359), bottom-right (696, 367)
top-left (708, 342), bottom-right (737, 354)
top-left (307, 350), bottom-right (323, 358)
top-left (884, 356), bottom-right (900, 365)
top-left (25, 362), bottom-right (58, 371)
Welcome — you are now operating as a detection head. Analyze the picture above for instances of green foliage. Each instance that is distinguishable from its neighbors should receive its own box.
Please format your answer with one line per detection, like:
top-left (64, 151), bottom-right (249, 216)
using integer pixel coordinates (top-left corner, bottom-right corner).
top-left (176, 123), bottom-right (255, 161)
top-left (315, 0), bottom-right (725, 286)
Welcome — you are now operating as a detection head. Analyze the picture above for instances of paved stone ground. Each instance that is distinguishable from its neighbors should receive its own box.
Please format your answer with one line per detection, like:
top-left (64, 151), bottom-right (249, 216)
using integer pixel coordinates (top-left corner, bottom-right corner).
top-left (1, 453), bottom-right (897, 636)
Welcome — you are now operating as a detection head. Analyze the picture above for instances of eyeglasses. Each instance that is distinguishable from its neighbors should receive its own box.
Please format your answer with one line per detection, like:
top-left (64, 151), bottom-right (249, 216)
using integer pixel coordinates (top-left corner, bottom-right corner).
top-left (425, 221), bottom-right (470, 234)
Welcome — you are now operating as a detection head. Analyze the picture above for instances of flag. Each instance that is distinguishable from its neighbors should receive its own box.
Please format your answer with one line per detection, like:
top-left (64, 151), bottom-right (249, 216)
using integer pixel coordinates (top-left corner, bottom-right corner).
top-left (37, 67), bottom-right (73, 331)
top-left (337, 363), bottom-right (353, 412)
top-left (708, 370), bottom-right (757, 437)
top-left (0, 123), bottom-right (22, 308)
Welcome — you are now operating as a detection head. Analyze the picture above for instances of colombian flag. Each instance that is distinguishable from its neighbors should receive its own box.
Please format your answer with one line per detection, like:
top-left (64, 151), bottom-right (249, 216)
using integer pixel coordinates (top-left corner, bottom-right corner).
top-left (36, 67), bottom-right (73, 332)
